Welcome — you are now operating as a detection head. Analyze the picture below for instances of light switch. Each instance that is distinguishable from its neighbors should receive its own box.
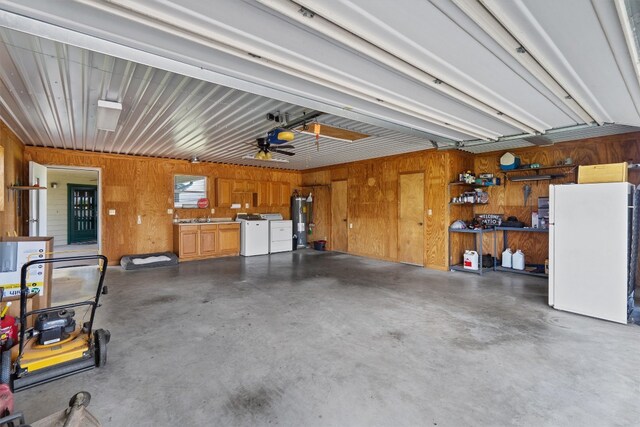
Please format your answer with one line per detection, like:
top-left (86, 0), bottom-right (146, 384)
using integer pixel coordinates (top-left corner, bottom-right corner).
top-left (108, 209), bottom-right (116, 216)
top-left (245, 203), bottom-right (250, 209)
top-left (137, 215), bottom-right (142, 224)
top-left (349, 223), bottom-right (353, 229)
top-left (428, 209), bottom-right (432, 216)
top-left (210, 208), bottom-right (215, 214)
top-left (167, 208), bottom-right (173, 215)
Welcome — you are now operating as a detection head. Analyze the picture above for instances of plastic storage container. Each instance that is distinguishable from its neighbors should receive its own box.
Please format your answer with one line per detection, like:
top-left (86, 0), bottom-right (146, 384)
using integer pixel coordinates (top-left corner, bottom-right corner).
top-left (463, 250), bottom-right (479, 270)
top-left (501, 248), bottom-right (513, 268)
top-left (512, 249), bottom-right (525, 270)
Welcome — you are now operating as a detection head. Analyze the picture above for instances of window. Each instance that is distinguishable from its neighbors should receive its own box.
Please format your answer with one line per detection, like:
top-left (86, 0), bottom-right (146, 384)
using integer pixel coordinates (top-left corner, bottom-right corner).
top-left (174, 175), bottom-right (207, 208)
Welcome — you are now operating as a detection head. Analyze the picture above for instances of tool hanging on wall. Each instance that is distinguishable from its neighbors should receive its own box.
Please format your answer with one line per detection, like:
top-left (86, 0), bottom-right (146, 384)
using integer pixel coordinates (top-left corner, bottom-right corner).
top-left (306, 193), bottom-right (314, 235)
top-left (523, 184), bottom-right (532, 206)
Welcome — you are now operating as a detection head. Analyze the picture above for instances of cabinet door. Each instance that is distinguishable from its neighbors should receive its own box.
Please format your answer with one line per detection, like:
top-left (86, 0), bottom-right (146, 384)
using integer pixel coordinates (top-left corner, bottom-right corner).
top-left (279, 182), bottom-right (290, 207)
top-left (232, 180), bottom-right (245, 193)
top-left (218, 224), bottom-right (240, 254)
top-left (216, 179), bottom-right (233, 207)
top-left (268, 182), bottom-right (280, 207)
top-left (199, 224), bottom-right (218, 255)
top-left (256, 181), bottom-right (271, 207)
top-left (180, 228), bottom-right (199, 258)
top-left (245, 180), bottom-right (258, 193)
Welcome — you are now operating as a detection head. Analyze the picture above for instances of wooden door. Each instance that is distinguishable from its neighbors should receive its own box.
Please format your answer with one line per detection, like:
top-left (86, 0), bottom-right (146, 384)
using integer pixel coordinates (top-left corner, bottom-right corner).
top-left (216, 179), bottom-right (232, 207)
top-left (180, 228), bottom-right (199, 258)
top-left (218, 223), bottom-right (240, 254)
top-left (268, 182), bottom-right (280, 207)
top-left (199, 224), bottom-right (217, 256)
top-left (331, 180), bottom-right (348, 252)
top-left (398, 173), bottom-right (424, 266)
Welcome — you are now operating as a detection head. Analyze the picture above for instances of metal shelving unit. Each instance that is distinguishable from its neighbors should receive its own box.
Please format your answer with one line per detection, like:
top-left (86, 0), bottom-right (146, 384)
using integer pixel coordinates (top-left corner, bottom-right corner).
top-left (448, 227), bottom-right (496, 275)
top-left (493, 226), bottom-right (549, 278)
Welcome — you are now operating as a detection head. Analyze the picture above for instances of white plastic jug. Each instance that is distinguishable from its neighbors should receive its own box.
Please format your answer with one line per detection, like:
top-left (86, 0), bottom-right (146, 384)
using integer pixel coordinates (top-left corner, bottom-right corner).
top-left (463, 250), bottom-right (479, 270)
top-left (501, 248), bottom-right (513, 268)
top-left (512, 249), bottom-right (525, 270)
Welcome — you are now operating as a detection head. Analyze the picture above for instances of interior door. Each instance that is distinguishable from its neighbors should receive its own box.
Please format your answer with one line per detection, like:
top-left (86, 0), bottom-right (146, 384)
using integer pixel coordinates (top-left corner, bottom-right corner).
top-left (398, 173), bottom-right (424, 266)
top-left (28, 161), bottom-right (47, 236)
top-left (331, 180), bottom-right (348, 252)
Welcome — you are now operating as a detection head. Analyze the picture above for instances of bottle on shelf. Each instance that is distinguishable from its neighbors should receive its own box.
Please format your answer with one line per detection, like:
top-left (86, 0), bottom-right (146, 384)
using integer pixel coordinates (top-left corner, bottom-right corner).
top-left (502, 248), bottom-right (513, 268)
top-left (512, 250), bottom-right (525, 270)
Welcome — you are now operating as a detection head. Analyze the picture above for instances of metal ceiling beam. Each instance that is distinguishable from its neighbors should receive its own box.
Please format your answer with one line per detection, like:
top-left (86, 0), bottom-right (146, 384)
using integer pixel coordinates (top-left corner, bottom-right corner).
top-left (256, 0), bottom-right (541, 136)
top-left (0, 8), bottom-right (458, 144)
top-left (470, 0), bottom-right (602, 125)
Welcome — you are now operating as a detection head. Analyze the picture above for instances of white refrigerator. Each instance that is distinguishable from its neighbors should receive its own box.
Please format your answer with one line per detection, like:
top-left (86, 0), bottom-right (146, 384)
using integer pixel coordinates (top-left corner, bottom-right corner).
top-left (549, 182), bottom-right (635, 324)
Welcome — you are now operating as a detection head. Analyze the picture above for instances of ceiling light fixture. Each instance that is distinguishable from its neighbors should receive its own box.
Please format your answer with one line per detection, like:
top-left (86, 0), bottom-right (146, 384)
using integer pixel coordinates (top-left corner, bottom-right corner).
top-left (96, 100), bottom-right (122, 131)
top-left (242, 155), bottom-right (290, 163)
top-left (190, 156), bottom-right (201, 164)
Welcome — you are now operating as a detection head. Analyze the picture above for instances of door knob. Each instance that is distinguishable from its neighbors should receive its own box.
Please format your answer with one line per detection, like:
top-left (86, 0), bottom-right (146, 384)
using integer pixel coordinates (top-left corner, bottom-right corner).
top-left (343, 219), bottom-right (347, 222)
top-left (417, 222), bottom-right (423, 226)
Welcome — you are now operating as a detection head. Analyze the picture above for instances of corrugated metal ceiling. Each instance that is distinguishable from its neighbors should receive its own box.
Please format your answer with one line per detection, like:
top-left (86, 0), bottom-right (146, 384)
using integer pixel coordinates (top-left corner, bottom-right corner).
top-left (0, 27), bottom-right (437, 170)
top-left (0, 1), bottom-right (639, 170)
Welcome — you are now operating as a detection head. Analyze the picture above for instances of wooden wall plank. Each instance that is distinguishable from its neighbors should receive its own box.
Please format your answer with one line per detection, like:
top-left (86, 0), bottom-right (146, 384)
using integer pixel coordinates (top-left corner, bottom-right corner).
top-left (473, 132), bottom-right (640, 265)
top-left (0, 122), bottom-right (24, 237)
top-left (24, 147), bottom-right (301, 264)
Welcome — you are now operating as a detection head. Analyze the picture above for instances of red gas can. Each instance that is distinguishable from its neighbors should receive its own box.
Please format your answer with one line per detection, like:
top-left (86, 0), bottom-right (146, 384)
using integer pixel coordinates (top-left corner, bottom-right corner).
top-left (0, 315), bottom-right (17, 348)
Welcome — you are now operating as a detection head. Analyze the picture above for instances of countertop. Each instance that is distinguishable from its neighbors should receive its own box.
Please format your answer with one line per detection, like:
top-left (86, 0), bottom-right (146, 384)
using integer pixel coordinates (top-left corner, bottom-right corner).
top-left (173, 219), bottom-right (237, 226)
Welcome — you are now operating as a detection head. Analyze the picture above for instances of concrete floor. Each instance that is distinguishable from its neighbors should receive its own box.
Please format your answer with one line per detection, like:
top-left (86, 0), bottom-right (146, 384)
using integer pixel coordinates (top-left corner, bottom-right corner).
top-left (15, 250), bottom-right (640, 426)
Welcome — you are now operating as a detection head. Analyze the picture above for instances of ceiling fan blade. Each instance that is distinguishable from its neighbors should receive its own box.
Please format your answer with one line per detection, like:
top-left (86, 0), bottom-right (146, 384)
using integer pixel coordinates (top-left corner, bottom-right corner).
top-left (273, 144), bottom-right (294, 149)
top-left (271, 149), bottom-right (295, 156)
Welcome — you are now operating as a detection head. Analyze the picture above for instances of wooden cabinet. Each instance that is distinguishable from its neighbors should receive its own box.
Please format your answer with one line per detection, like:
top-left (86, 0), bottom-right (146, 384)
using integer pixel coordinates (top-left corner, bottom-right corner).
top-left (278, 182), bottom-right (290, 207)
top-left (217, 178), bottom-right (290, 208)
top-left (199, 224), bottom-right (218, 256)
top-left (173, 223), bottom-right (240, 260)
top-left (245, 180), bottom-right (258, 193)
top-left (217, 223), bottom-right (241, 255)
top-left (255, 181), bottom-right (271, 207)
top-left (216, 179), bottom-right (233, 207)
top-left (177, 227), bottom-right (199, 258)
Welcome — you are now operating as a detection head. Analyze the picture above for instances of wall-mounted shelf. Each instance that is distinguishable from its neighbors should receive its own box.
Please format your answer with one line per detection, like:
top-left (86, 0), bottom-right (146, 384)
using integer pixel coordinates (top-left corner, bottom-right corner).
top-left (449, 181), bottom-right (499, 188)
top-left (449, 202), bottom-right (488, 205)
top-left (502, 165), bottom-right (577, 182)
top-left (9, 185), bottom-right (47, 190)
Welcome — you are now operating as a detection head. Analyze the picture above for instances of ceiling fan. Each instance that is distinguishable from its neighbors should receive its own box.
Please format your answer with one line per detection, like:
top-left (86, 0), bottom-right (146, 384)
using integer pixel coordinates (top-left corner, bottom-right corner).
top-left (250, 135), bottom-right (295, 160)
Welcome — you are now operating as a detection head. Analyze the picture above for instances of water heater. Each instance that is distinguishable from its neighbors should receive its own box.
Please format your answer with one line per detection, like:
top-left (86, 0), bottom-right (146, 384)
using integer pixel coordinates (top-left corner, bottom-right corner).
top-left (291, 196), bottom-right (307, 248)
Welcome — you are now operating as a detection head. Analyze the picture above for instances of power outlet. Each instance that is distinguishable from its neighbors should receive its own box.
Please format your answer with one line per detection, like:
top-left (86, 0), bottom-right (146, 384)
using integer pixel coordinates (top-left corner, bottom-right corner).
top-left (427, 209), bottom-right (432, 216)
top-left (108, 209), bottom-right (116, 216)
top-left (349, 223), bottom-right (353, 229)
top-left (137, 215), bottom-right (142, 225)
top-left (167, 208), bottom-right (173, 215)
top-left (210, 208), bottom-right (215, 214)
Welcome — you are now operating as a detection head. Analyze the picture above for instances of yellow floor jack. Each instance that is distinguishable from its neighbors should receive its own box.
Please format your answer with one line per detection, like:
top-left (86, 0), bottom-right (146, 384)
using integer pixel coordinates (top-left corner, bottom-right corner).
top-left (5, 255), bottom-right (110, 392)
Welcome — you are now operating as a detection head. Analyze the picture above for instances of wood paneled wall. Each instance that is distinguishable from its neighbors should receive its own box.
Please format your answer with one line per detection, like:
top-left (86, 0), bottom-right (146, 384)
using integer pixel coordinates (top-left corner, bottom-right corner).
top-left (301, 149), bottom-right (472, 270)
top-left (25, 147), bottom-right (301, 264)
top-left (472, 132), bottom-right (640, 264)
top-left (18, 131), bottom-right (640, 271)
top-left (0, 122), bottom-right (24, 237)
top-left (302, 132), bottom-right (640, 270)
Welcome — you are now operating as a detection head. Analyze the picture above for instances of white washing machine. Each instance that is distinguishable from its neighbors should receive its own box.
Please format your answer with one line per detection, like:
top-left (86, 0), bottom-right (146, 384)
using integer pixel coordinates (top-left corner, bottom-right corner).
top-left (236, 214), bottom-right (269, 256)
top-left (260, 213), bottom-right (293, 253)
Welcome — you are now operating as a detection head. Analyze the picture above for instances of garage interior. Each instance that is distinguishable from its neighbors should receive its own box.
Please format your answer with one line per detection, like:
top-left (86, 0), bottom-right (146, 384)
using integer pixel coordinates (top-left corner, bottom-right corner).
top-left (0, 1), bottom-right (639, 425)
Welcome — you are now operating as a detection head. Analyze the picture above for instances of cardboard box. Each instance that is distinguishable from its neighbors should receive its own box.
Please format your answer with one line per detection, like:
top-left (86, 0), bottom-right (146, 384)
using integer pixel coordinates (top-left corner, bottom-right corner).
top-left (578, 162), bottom-right (628, 184)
